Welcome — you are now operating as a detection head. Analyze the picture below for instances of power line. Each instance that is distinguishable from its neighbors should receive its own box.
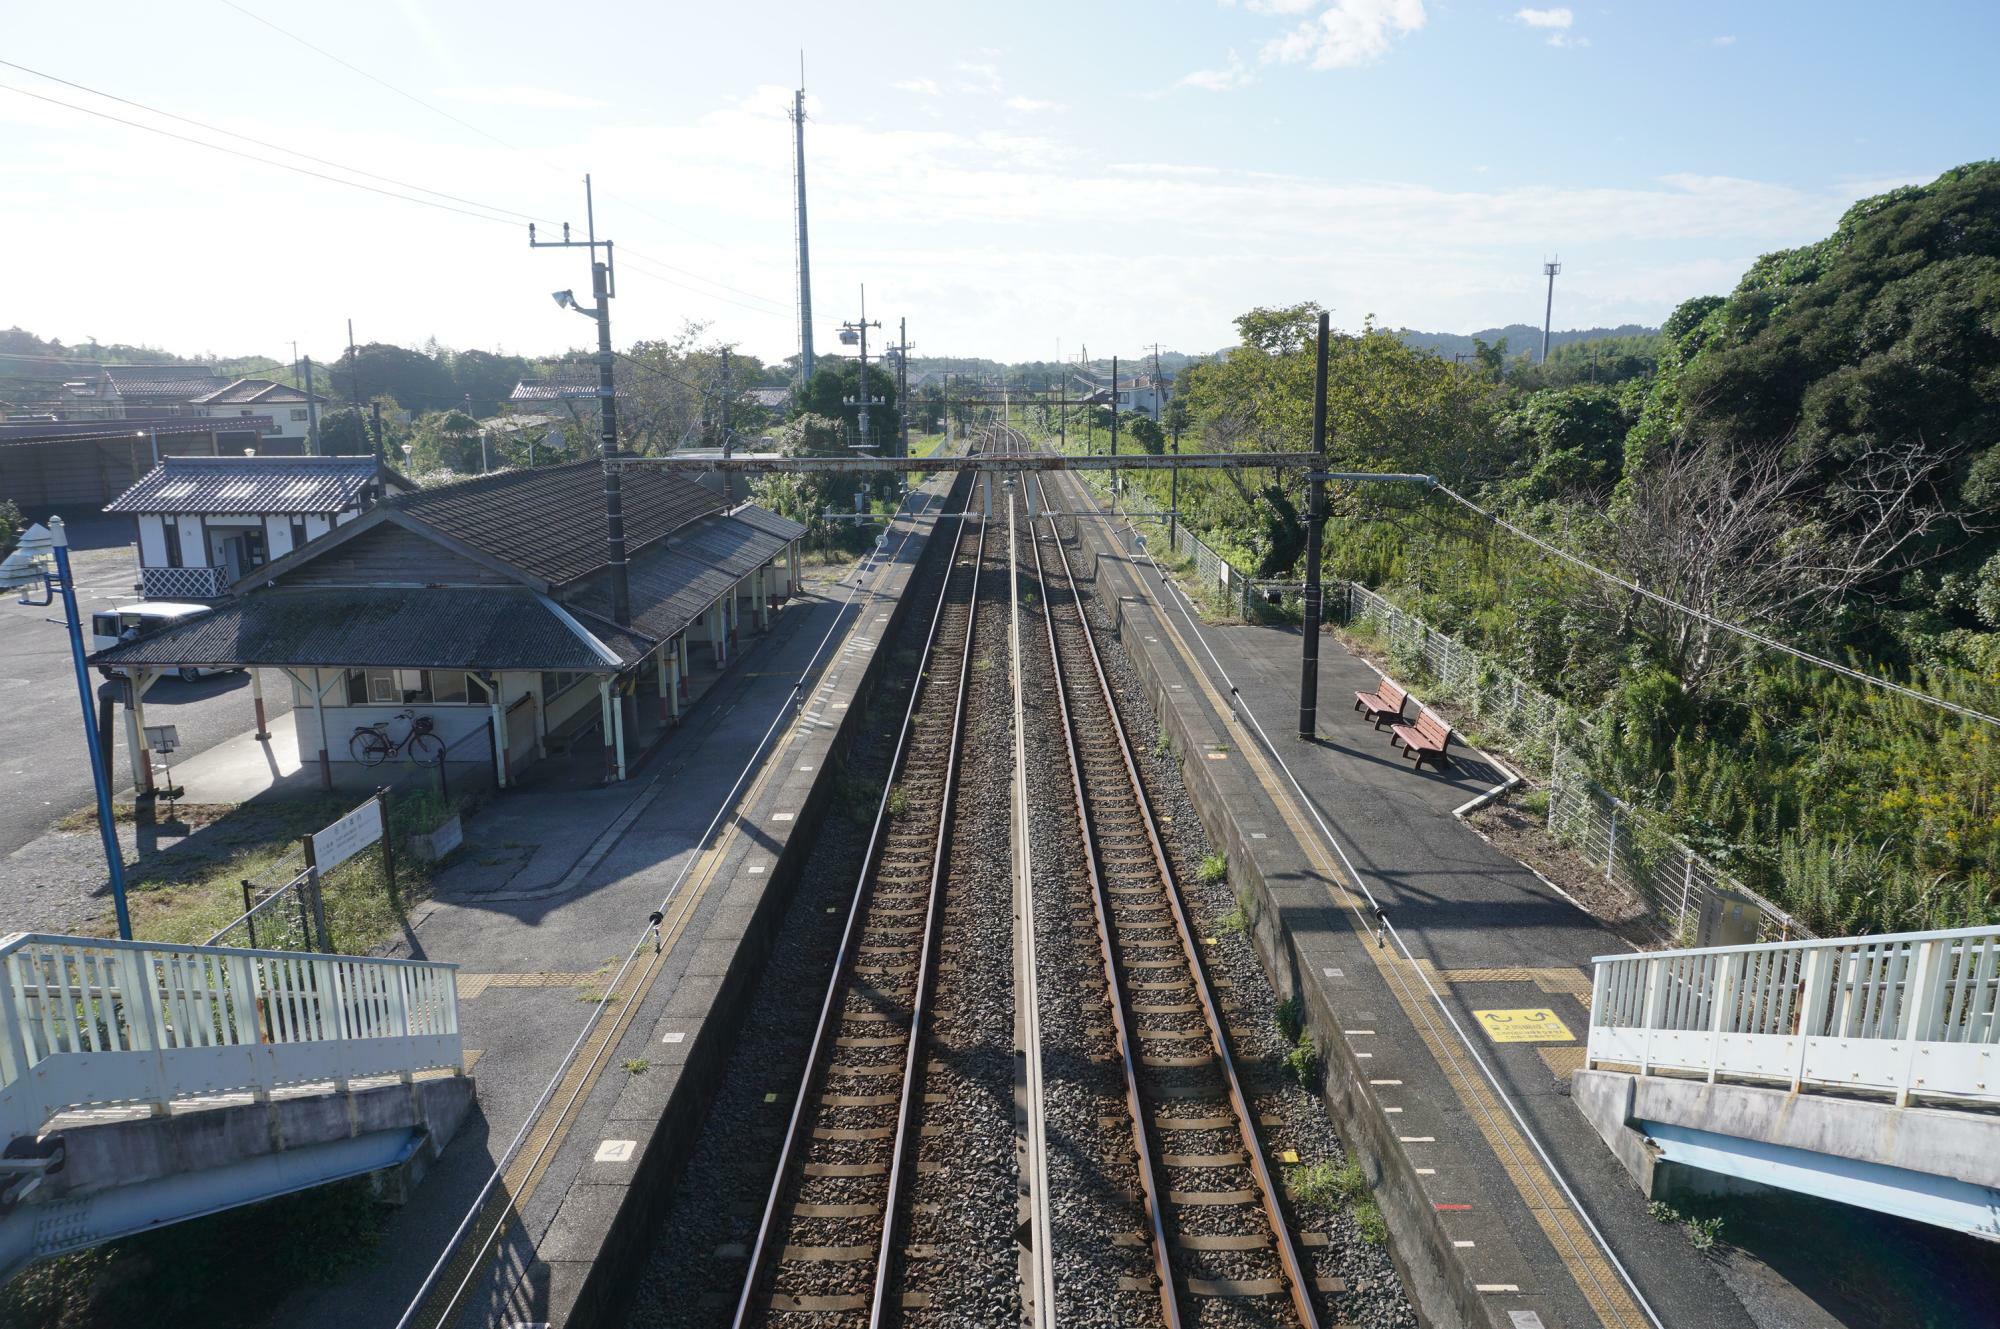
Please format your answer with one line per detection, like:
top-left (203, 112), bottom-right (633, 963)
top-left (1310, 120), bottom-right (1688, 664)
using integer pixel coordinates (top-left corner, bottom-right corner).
top-left (214, 0), bottom-right (790, 313)
top-left (0, 80), bottom-right (521, 227)
top-left (1430, 481), bottom-right (2000, 729)
top-left (0, 57), bottom-right (547, 225)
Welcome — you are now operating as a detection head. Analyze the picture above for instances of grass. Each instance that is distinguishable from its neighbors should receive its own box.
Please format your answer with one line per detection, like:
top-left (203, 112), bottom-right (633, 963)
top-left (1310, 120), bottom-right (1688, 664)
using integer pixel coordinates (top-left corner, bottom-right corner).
top-left (1648, 1200), bottom-right (1726, 1252)
top-left (1283, 1033), bottom-right (1321, 1090)
top-left (1274, 995), bottom-right (1304, 1044)
top-left (622, 1058), bottom-right (650, 1075)
top-left (886, 785), bottom-right (910, 819)
top-left (1153, 728), bottom-right (1174, 760)
top-left (1283, 1159), bottom-right (1383, 1243)
top-left (1196, 852), bottom-right (1228, 886)
top-left (1218, 893), bottom-right (1252, 936)
top-left (84, 788), bottom-right (468, 954)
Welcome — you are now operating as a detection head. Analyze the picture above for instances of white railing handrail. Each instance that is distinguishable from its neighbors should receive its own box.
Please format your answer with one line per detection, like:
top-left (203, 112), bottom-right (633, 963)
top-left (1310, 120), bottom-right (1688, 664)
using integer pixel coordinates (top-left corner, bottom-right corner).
top-left (0, 931), bottom-right (458, 971)
top-left (0, 933), bottom-right (462, 1143)
top-left (1586, 925), bottom-right (2000, 1106)
top-left (1592, 923), bottom-right (2000, 968)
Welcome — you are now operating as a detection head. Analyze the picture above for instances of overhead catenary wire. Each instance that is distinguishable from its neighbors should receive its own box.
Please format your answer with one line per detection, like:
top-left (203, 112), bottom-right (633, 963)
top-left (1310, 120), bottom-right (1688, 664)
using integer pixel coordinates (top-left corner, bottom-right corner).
top-left (1429, 481), bottom-right (2000, 730)
top-left (396, 485), bottom-right (945, 1329)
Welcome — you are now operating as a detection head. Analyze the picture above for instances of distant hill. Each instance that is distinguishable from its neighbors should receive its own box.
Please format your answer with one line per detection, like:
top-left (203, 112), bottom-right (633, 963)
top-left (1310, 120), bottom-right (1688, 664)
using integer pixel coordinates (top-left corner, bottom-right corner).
top-left (1393, 323), bottom-right (1658, 360)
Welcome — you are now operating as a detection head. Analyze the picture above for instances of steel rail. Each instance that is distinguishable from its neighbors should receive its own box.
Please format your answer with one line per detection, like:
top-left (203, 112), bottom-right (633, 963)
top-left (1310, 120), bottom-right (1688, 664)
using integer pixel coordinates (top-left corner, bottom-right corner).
top-left (1032, 463), bottom-right (1324, 1329)
top-left (729, 500), bottom-right (984, 1328)
top-left (614, 451), bottom-right (1352, 474)
top-left (1026, 481), bottom-right (1182, 1328)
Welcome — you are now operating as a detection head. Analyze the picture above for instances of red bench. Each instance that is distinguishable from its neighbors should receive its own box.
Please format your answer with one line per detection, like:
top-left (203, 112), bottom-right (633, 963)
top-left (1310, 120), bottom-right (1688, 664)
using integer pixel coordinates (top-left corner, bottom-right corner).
top-left (1354, 677), bottom-right (1409, 729)
top-left (1389, 709), bottom-right (1454, 770)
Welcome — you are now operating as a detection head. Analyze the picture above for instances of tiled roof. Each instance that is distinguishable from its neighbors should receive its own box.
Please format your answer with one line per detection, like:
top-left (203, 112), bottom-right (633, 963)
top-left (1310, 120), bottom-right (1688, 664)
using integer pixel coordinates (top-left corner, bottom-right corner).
top-left (101, 366), bottom-right (229, 400)
top-left (393, 460), bottom-right (725, 587)
top-left (89, 587), bottom-right (632, 672)
top-left (727, 503), bottom-right (809, 542)
top-left (190, 378), bottom-right (322, 406)
top-left (565, 510), bottom-right (799, 642)
top-left (510, 377), bottom-right (604, 402)
top-left (104, 455), bottom-right (398, 515)
top-left (0, 415), bottom-right (275, 448)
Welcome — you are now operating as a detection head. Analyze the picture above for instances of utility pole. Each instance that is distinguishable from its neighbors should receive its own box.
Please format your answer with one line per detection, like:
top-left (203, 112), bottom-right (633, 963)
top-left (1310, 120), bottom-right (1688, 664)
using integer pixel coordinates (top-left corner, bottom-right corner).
top-left (839, 287), bottom-right (883, 453)
top-left (720, 346), bottom-right (732, 457)
top-left (531, 174), bottom-right (628, 623)
top-left (1147, 342), bottom-right (1164, 422)
top-left (894, 317), bottom-right (912, 460)
top-left (346, 318), bottom-right (365, 455)
top-left (1109, 354), bottom-right (1119, 488)
top-left (302, 355), bottom-right (320, 456)
top-left (790, 63), bottom-right (816, 389)
top-left (1540, 256), bottom-right (1562, 364)
top-left (1298, 310), bottom-right (1330, 740)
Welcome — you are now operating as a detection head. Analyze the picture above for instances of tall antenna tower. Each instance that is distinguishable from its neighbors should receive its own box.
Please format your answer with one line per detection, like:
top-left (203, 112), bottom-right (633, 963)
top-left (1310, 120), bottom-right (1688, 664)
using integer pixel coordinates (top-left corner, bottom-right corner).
top-left (790, 57), bottom-right (816, 387)
top-left (1540, 255), bottom-right (1562, 364)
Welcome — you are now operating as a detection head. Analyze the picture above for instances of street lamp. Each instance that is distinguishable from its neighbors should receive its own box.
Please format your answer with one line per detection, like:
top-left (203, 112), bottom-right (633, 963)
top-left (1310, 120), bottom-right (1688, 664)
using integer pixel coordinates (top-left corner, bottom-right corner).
top-left (18, 518), bottom-right (133, 938)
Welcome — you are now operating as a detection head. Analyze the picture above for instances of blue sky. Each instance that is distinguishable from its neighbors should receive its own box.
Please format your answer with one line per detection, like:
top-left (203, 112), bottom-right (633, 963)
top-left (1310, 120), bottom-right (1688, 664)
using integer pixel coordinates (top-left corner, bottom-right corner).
top-left (5, 1), bottom-right (1996, 369)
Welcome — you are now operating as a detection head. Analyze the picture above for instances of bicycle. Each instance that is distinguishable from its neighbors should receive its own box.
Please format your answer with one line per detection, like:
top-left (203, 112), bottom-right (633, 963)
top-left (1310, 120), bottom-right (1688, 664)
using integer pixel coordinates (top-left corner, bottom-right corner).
top-left (349, 710), bottom-right (445, 767)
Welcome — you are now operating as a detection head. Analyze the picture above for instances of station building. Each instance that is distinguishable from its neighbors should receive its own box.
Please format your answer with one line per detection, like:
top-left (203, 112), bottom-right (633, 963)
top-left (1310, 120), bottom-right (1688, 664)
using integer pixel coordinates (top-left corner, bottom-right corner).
top-left (92, 459), bottom-right (804, 789)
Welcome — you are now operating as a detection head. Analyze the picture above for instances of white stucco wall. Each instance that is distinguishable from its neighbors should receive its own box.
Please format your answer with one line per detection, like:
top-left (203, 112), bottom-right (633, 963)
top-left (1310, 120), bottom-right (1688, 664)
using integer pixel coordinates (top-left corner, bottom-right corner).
top-left (137, 516), bottom-right (167, 567)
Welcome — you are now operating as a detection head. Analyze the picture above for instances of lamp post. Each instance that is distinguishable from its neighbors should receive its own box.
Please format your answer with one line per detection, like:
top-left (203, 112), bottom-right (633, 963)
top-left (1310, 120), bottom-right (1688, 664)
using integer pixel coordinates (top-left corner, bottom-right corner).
top-left (20, 518), bottom-right (133, 938)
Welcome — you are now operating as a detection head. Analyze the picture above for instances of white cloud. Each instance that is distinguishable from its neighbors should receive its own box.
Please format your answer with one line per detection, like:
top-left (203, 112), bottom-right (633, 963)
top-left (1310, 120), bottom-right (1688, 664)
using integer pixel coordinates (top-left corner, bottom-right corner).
top-left (1179, 51), bottom-right (1255, 92)
top-left (954, 61), bottom-right (1004, 93)
top-left (1512, 7), bottom-right (1572, 28)
top-left (1262, 0), bottom-right (1427, 71)
top-left (894, 77), bottom-right (941, 96)
top-left (433, 84), bottom-right (607, 110)
top-left (1545, 32), bottom-right (1590, 47)
top-left (1005, 96), bottom-right (1065, 113)
top-left (1712, 34), bottom-right (1737, 46)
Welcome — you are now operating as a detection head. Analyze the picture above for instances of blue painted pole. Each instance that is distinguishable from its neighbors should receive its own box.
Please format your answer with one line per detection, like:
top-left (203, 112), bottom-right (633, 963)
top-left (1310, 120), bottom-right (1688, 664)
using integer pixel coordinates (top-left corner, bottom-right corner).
top-left (49, 518), bottom-right (133, 939)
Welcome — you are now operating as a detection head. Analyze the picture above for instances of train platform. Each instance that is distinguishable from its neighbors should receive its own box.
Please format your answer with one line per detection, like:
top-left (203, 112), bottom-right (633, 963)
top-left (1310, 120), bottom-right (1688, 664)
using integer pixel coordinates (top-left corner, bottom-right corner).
top-left (269, 480), bottom-right (961, 1329)
top-left (1055, 473), bottom-right (1769, 1329)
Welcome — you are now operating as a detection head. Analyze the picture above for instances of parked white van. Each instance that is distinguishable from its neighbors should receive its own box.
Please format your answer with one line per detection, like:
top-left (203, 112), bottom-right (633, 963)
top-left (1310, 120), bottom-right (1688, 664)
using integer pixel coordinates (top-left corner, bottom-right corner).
top-left (88, 603), bottom-right (236, 682)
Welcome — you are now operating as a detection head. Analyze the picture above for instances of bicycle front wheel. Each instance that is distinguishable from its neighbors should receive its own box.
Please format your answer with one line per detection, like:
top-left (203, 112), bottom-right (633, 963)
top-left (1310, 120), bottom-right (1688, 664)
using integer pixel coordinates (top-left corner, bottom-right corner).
top-left (350, 729), bottom-right (391, 767)
top-left (407, 731), bottom-right (446, 767)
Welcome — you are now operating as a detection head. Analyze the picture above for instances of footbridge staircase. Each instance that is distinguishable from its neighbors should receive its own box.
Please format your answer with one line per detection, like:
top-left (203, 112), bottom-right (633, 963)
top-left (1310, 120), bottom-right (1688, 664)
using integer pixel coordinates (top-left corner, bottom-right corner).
top-left (1576, 924), bottom-right (2000, 1239)
top-left (0, 932), bottom-right (470, 1277)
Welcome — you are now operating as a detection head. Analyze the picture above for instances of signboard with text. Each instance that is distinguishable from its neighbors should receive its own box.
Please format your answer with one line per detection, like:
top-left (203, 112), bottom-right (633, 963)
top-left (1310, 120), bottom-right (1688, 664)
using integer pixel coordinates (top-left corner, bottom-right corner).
top-left (311, 798), bottom-right (384, 873)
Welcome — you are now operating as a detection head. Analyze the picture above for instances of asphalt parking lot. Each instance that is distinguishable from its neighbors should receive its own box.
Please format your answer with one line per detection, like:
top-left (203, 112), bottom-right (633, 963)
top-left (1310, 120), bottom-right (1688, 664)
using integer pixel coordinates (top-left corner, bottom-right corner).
top-left (0, 537), bottom-right (291, 866)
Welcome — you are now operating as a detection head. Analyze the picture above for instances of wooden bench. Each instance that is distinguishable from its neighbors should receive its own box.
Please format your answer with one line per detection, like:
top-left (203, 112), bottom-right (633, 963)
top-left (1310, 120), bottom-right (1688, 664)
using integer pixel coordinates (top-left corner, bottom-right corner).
top-left (1389, 709), bottom-right (1453, 770)
top-left (1353, 677), bottom-right (1409, 729)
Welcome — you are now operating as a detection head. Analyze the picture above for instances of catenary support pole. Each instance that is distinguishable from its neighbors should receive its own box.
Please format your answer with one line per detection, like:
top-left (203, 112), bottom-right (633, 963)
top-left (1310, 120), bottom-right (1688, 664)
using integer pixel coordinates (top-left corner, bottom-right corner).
top-left (1298, 310), bottom-right (1329, 740)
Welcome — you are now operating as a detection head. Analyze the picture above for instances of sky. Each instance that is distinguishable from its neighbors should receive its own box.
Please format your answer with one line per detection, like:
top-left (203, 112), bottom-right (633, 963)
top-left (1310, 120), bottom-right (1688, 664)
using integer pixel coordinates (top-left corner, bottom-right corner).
top-left (5, 1), bottom-right (1998, 369)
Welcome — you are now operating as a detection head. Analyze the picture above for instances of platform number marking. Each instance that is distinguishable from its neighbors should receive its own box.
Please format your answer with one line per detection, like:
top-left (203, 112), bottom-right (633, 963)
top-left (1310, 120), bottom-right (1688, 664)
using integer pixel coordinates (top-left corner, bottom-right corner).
top-left (1472, 1008), bottom-right (1574, 1044)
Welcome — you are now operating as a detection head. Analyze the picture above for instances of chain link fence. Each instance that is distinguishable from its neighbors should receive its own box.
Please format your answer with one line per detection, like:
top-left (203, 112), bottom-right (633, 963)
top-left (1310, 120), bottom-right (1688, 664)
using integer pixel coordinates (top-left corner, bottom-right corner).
top-left (205, 860), bottom-right (322, 952)
top-left (1340, 581), bottom-right (1808, 944)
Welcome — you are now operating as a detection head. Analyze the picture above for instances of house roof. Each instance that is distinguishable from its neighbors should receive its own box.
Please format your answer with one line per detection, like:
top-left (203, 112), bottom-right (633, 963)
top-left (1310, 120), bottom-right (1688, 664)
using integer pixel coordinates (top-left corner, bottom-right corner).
top-left (0, 415), bottom-right (275, 448)
top-left (747, 387), bottom-right (791, 409)
top-left (103, 454), bottom-right (410, 516)
top-left (101, 365), bottom-right (230, 400)
top-left (567, 508), bottom-right (806, 642)
top-left (190, 378), bottom-right (324, 406)
top-left (89, 586), bottom-right (637, 672)
top-left (391, 460), bottom-right (727, 587)
top-left (510, 376), bottom-right (604, 402)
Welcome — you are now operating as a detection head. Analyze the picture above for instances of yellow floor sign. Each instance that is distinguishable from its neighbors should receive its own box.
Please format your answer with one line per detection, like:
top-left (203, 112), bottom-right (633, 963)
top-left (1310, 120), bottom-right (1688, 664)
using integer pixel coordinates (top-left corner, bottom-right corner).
top-left (1474, 1007), bottom-right (1575, 1043)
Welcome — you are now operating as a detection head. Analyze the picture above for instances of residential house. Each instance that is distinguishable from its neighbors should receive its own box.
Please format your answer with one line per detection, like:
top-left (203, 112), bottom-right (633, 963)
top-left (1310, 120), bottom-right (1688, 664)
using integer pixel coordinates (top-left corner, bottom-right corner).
top-left (0, 414), bottom-right (277, 515)
top-left (61, 365), bottom-right (231, 419)
top-left (1072, 370), bottom-right (1172, 420)
top-left (191, 378), bottom-right (327, 447)
top-left (93, 459), bottom-right (806, 792)
top-left (104, 453), bottom-right (416, 600)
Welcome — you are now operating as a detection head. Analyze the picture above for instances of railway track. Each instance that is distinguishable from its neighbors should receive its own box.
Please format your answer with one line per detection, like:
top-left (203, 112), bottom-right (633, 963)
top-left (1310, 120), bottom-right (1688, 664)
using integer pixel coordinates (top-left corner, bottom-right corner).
top-left (732, 510), bottom-right (1010, 1327)
top-left (1026, 468), bottom-right (1325, 1329)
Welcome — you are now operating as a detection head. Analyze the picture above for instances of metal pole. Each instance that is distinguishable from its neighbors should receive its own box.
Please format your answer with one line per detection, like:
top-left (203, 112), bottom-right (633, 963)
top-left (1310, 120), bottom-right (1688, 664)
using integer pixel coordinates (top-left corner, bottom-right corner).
top-left (378, 785), bottom-right (398, 910)
top-left (595, 257), bottom-right (629, 623)
top-left (1541, 258), bottom-right (1561, 364)
top-left (46, 519), bottom-right (133, 939)
top-left (1298, 311), bottom-right (1329, 740)
top-left (1168, 415), bottom-right (1180, 547)
top-left (302, 356), bottom-right (319, 456)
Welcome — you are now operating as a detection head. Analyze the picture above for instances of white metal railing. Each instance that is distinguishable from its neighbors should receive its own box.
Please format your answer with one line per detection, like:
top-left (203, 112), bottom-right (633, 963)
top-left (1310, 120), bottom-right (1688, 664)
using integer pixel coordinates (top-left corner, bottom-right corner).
top-left (0, 933), bottom-right (460, 1143)
top-left (141, 564), bottom-right (229, 599)
top-left (1587, 926), bottom-right (2000, 1105)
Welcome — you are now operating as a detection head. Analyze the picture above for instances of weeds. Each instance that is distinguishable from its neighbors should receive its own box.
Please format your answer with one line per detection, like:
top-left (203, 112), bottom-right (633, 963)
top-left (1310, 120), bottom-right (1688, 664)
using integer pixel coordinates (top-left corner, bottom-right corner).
top-left (1283, 1030), bottom-right (1321, 1090)
top-left (1274, 995), bottom-right (1303, 1044)
top-left (886, 785), bottom-right (909, 819)
top-left (1648, 1200), bottom-right (1725, 1252)
top-left (1153, 729), bottom-right (1175, 760)
top-left (1353, 1199), bottom-right (1389, 1245)
top-left (1196, 852), bottom-right (1228, 886)
top-left (622, 1058), bottom-right (650, 1075)
top-left (1218, 895), bottom-right (1251, 936)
